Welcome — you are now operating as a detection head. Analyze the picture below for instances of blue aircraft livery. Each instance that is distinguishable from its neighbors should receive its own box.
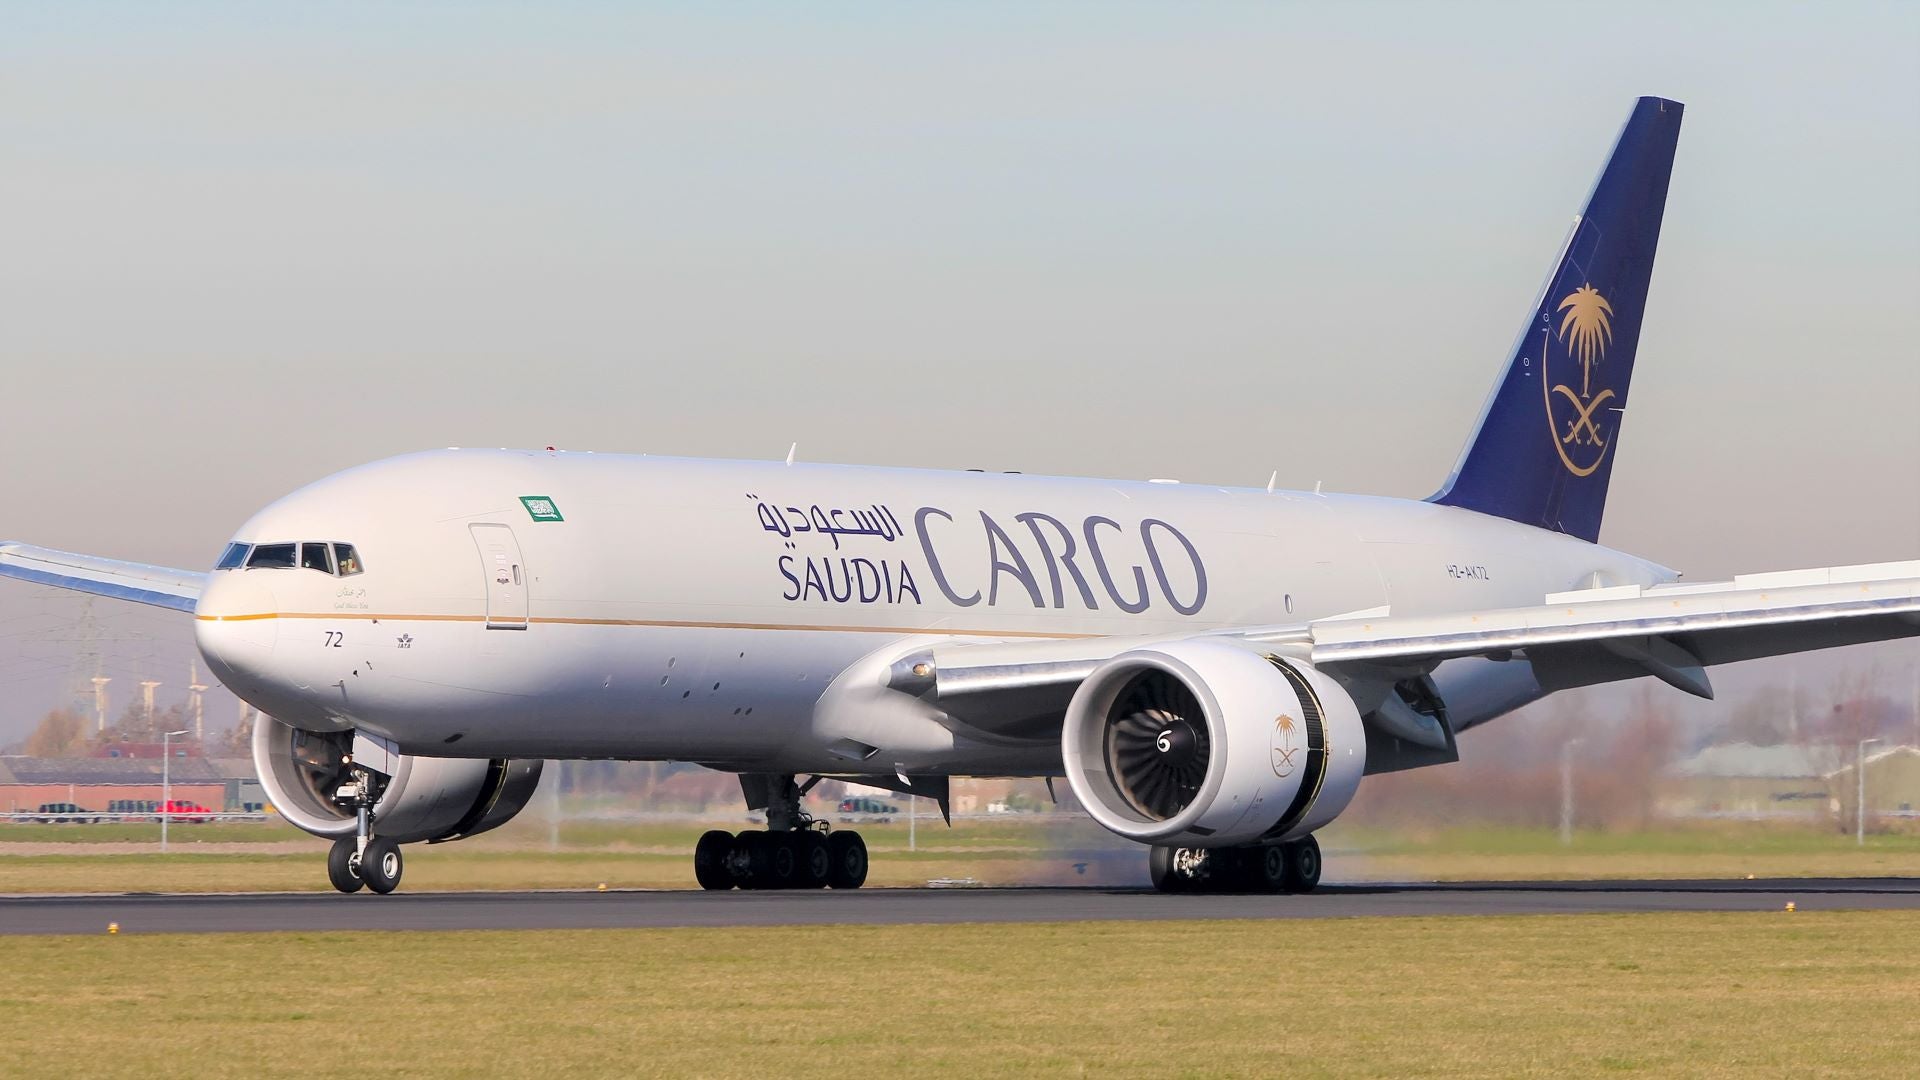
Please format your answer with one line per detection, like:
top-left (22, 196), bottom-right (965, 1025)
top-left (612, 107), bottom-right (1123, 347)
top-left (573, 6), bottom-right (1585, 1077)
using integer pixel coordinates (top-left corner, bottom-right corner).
top-left (1431, 96), bottom-right (1683, 543)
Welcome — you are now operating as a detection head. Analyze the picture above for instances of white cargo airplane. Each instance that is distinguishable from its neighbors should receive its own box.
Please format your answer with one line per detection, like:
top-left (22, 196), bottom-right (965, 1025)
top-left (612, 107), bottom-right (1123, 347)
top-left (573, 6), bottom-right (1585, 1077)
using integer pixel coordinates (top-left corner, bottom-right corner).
top-left (5, 97), bottom-right (1917, 895)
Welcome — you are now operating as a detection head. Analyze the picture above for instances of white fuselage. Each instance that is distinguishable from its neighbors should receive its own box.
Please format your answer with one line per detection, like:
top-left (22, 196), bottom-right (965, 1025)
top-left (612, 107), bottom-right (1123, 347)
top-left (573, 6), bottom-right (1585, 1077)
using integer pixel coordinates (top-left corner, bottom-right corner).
top-left (194, 449), bottom-right (1668, 774)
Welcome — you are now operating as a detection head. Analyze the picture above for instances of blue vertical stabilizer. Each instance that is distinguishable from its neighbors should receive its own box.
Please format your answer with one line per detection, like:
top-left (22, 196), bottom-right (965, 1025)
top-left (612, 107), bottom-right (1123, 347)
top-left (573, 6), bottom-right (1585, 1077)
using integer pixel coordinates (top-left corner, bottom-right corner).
top-left (1430, 97), bottom-right (1683, 543)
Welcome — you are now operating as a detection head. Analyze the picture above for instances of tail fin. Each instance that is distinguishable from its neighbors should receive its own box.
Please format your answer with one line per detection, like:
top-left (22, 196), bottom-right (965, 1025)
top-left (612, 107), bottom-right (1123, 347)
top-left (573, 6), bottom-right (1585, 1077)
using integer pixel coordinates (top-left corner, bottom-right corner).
top-left (1430, 96), bottom-right (1683, 543)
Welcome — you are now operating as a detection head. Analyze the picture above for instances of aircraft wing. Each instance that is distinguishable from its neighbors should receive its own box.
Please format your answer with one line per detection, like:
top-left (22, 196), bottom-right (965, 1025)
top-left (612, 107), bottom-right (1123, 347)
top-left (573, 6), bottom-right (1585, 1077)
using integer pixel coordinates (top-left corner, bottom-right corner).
top-left (1309, 560), bottom-right (1920, 696)
top-left (0, 541), bottom-right (204, 613)
top-left (893, 560), bottom-right (1920, 740)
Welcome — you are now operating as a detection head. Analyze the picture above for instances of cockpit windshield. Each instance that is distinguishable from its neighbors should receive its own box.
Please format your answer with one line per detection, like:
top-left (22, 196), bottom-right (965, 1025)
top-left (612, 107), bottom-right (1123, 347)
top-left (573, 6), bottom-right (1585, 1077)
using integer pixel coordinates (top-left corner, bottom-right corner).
top-left (227, 541), bottom-right (365, 576)
top-left (299, 542), bottom-right (335, 575)
top-left (247, 543), bottom-right (297, 569)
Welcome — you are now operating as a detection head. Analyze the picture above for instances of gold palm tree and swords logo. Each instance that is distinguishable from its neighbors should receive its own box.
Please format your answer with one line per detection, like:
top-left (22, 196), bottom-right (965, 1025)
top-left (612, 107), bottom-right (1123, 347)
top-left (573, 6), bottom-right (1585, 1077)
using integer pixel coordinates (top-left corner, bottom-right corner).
top-left (1543, 283), bottom-right (1618, 477)
top-left (1270, 713), bottom-right (1300, 779)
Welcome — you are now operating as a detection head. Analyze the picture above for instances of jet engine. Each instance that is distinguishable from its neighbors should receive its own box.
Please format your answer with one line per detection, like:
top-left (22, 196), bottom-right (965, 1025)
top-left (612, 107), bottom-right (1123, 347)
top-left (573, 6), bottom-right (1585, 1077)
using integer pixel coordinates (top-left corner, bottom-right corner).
top-left (1061, 640), bottom-right (1366, 848)
top-left (253, 717), bottom-right (543, 844)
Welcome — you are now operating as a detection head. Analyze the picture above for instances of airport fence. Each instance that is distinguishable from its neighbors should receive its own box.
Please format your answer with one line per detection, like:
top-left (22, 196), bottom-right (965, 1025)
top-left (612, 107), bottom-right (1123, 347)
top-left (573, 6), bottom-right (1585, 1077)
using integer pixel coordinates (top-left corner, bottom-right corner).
top-left (1, 811), bottom-right (271, 825)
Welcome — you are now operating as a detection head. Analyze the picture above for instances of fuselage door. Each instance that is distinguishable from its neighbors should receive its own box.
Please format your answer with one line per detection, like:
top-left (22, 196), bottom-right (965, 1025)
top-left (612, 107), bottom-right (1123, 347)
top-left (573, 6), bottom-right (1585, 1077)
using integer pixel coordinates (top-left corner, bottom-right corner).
top-left (470, 523), bottom-right (530, 630)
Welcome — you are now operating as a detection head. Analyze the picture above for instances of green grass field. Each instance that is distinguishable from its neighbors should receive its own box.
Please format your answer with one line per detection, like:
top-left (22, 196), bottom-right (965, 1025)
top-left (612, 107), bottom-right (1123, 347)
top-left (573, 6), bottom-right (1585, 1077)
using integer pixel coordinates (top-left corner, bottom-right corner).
top-left (0, 849), bottom-right (1077, 893)
top-left (0, 816), bottom-right (1062, 850)
top-left (1333, 823), bottom-right (1920, 881)
top-left (0, 821), bottom-right (295, 844)
top-left (2, 912), bottom-right (1916, 1078)
top-left (6, 817), bottom-right (1920, 894)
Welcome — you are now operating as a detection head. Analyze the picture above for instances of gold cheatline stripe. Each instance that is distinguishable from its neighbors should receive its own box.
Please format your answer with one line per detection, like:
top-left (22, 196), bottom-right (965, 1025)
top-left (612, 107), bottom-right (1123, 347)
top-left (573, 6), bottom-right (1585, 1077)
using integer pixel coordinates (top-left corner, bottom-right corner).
top-left (195, 611), bottom-right (1098, 639)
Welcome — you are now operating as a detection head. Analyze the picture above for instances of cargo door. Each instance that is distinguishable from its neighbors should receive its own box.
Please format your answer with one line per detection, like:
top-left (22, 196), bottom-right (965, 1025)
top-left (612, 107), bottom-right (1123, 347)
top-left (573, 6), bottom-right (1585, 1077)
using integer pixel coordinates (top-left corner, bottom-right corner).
top-left (470, 523), bottom-right (530, 629)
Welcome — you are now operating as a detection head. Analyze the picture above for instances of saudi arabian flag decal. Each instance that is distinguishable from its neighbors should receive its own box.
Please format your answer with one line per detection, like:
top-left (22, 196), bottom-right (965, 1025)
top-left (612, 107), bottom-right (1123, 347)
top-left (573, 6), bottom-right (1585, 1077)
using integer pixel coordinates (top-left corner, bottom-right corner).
top-left (519, 496), bottom-right (564, 522)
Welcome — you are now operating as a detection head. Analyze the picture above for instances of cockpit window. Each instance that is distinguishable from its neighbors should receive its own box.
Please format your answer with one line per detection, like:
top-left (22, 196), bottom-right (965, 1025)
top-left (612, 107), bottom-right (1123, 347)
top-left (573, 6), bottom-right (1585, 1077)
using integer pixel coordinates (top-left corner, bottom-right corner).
top-left (237, 540), bottom-right (361, 574)
top-left (247, 543), bottom-right (297, 569)
top-left (299, 542), bottom-right (335, 575)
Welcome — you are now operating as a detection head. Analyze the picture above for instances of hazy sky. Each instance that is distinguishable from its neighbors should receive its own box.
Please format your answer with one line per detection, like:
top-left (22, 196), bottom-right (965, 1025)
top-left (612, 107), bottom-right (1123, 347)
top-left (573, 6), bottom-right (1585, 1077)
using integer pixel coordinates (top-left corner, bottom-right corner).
top-left (3, 3), bottom-right (1916, 741)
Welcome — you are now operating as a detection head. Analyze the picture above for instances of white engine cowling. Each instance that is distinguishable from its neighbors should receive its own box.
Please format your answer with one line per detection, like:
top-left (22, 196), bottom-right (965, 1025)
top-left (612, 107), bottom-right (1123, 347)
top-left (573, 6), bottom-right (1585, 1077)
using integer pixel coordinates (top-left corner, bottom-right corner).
top-left (253, 717), bottom-right (543, 844)
top-left (1062, 640), bottom-right (1365, 847)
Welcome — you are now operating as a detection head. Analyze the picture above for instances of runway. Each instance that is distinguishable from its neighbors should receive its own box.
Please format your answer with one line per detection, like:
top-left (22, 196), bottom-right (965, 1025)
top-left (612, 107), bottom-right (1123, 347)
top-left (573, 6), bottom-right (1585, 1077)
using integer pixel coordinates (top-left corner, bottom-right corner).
top-left (5, 878), bottom-right (1919, 935)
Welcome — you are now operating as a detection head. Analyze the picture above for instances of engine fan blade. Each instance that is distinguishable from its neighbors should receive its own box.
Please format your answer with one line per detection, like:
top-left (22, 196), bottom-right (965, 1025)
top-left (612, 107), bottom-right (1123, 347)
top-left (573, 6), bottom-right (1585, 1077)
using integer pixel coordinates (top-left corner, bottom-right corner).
top-left (1105, 673), bottom-right (1212, 820)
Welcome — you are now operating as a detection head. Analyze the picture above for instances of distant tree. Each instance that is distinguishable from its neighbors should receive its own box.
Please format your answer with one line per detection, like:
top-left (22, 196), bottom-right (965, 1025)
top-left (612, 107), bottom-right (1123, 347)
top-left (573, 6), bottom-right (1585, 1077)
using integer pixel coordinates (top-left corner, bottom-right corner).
top-left (24, 707), bottom-right (89, 757)
top-left (1723, 689), bottom-right (1797, 747)
top-left (1799, 668), bottom-right (1903, 833)
top-left (104, 699), bottom-right (151, 740)
top-left (1589, 688), bottom-right (1679, 829)
top-left (209, 710), bottom-right (255, 756)
top-left (99, 698), bottom-right (194, 744)
top-left (152, 702), bottom-right (191, 740)
top-left (1801, 670), bottom-right (1895, 766)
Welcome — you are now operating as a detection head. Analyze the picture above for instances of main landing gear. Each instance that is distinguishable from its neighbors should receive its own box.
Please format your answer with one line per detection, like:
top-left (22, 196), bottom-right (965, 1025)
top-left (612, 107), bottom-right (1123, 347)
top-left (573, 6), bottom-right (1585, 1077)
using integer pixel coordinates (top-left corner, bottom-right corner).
top-left (693, 827), bottom-right (867, 891)
top-left (326, 771), bottom-right (405, 895)
top-left (1148, 835), bottom-right (1322, 894)
top-left (694, 774), bottom-right (868, 891)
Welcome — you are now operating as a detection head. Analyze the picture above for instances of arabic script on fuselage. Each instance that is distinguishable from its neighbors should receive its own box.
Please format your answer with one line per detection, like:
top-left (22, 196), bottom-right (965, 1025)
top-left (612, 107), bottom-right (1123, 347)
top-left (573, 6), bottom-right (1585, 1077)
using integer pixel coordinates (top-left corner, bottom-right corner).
top-left (747, 495), bottom-right (1208, 614)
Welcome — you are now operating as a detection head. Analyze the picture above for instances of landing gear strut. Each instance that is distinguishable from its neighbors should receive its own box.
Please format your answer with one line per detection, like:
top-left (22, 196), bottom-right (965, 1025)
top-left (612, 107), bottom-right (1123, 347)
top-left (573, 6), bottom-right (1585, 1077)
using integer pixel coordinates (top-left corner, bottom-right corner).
top-left (1149, 835), bottom-right (1322, 894)
top-left (695, 774), bottom-right (867, 891)
top-left (326, 766), bottom-right (405, 895)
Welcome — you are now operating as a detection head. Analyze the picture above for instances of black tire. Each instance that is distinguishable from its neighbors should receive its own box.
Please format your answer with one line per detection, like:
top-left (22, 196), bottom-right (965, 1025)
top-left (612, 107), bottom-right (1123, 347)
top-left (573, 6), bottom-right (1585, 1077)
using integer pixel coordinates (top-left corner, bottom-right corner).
top-left (765, 832), bottom-right (802, 889)
top-left (361, 838), bottom-right (403, 895)
top-left (737, 831), bottom-right (773, 890)
top-left (1282, 835), bottom-right (1322, 893)
top-left (798, 832), bottom-right (832, 889)
top-left (1148, 845), bottom-right (1186, 893)
top-left (1248, 845), bottom-right (1289, 893)
top-left (693, 829), bottom-right (735, 891)
top-left (827, 830), bottom-right (868, 890)
top-left (1194, 847), bottom-right (1234, 893)
top-left (327, 837), bottom-right (365, 894)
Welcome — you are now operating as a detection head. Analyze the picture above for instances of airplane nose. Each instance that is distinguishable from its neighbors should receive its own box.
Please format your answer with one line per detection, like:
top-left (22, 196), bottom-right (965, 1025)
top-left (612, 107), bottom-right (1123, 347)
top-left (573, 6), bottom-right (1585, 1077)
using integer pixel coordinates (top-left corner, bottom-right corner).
top-left (194, 573), bottom-right (279, 690)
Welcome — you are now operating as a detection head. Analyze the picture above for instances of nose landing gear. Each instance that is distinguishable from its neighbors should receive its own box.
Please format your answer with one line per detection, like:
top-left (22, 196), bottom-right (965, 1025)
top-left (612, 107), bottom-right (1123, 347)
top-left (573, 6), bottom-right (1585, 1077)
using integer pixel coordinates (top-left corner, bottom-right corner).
top-left (325, 769), bottom-right (405, 895)
top-left (361, 838), bottom-right (404, 894)
top-left (328, 835), bottom-right (405, 894)
top-left (327, 836), bottom-right (364, 893)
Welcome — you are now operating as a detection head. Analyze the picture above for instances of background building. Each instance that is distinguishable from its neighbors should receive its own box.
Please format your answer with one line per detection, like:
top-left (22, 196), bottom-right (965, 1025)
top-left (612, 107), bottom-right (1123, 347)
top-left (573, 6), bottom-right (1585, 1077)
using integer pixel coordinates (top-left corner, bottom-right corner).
top-left (1662, 742), bottom-right (1920, 828)
top-left (0, 756), bottom-right (261, 814)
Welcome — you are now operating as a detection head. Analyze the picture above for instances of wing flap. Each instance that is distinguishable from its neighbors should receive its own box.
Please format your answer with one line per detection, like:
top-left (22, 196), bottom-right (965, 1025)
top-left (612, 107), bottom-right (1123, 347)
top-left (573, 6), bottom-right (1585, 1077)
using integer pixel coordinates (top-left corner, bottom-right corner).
top-left (0, 541), bottom-right (204, 613)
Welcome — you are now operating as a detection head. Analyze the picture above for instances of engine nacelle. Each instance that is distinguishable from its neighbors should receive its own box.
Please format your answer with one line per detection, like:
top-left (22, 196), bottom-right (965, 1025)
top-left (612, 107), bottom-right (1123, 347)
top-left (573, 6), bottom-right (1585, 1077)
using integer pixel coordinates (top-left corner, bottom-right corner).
top-left (253, 717), bottom-right (543, 844)
top-left (1062, 640), bottom-right (1365, 847)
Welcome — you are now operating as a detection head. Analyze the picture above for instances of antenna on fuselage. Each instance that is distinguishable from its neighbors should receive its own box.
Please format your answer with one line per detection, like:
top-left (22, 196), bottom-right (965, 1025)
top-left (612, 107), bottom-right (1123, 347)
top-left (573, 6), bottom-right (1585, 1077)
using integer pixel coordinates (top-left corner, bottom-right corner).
top-left (785, 443), bottom-right (797, 467)
top-left (1266, 471), bottom-right (1277, 495)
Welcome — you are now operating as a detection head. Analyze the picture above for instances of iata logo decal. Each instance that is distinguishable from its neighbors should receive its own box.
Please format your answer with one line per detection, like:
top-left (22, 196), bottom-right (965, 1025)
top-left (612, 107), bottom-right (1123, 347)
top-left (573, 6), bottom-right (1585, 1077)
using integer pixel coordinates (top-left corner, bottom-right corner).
top-left (1271, 714), bottom-right (1300, 779)
top-left (1544, 283), bottom-right (1617, 478)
